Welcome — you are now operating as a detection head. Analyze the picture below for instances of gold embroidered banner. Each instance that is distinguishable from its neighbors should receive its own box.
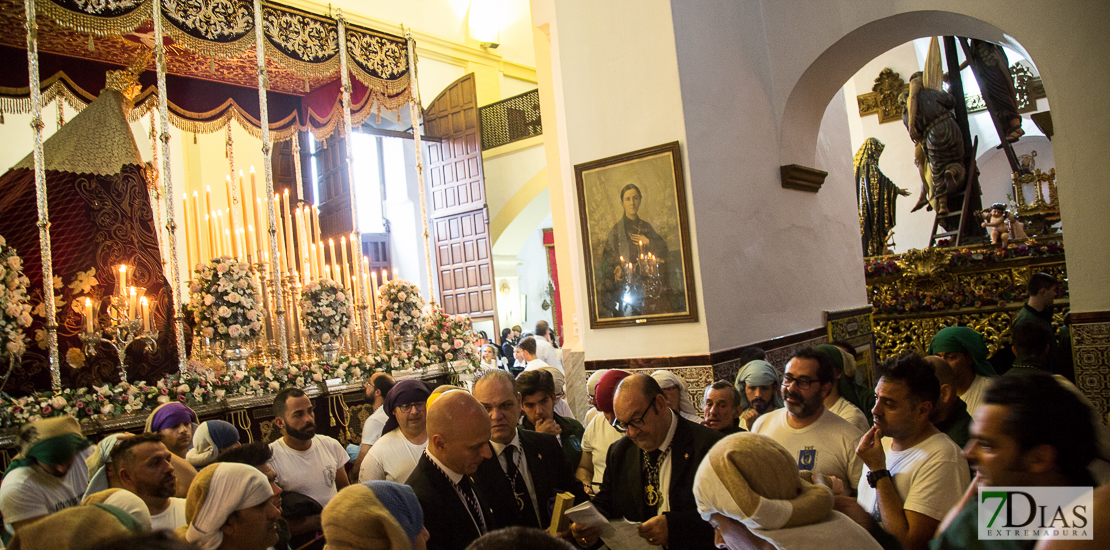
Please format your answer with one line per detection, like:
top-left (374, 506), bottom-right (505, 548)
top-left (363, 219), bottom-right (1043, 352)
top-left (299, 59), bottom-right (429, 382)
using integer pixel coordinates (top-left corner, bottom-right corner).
top-left (160, 0), bottom-right (256, 59)
top-left (40, 0), bottom-right (150, 36)
top-left (260, 1), bottom-right (338, 79)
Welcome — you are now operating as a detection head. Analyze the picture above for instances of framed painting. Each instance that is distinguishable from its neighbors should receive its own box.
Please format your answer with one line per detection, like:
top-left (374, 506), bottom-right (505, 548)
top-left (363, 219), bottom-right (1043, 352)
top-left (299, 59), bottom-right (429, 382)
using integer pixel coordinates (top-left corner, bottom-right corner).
top-left (574, 141), bottom-right (698, 329)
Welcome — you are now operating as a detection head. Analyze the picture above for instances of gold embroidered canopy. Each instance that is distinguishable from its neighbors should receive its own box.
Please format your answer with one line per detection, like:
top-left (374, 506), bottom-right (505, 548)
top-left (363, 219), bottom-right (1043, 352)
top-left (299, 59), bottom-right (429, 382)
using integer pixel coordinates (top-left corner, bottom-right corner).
top-left (0, 0), bottom-right (413, 141)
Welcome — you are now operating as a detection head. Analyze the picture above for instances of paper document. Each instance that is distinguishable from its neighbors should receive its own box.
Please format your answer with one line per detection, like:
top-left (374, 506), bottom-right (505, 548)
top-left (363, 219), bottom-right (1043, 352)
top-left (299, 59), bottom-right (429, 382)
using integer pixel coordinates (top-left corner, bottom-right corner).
top-left (563, 503), bottom-right (655, 550)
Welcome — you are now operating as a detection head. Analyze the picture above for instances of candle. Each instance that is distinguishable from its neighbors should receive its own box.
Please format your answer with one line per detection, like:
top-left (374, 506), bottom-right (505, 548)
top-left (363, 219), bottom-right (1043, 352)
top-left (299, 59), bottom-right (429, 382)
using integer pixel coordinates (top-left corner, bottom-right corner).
top-left (273, 195), bottom-right (286, 272)
top-left (350, 233), bottom-right (361, 300)
top-left (192, 191), bottom-right (204, 265)
top-left (339, 236), bottom-right (350, 293)
top-left (238, 170), bottom-right (249, 242)
top-left (84, 298), bottom-right (94, 333)
top-left (182, 194), bottom-right (193, 270)
top-left (328, 239), bottom-right (337, 273)
top-left (117, 265), bottom-right (127, 297)
top-left (282, 190), bottom-right (295, 276)
top-left (212, 211), bottom-right (222, 257)
top-left (308, 243), bottom-right (318, 281)
top-left (140, 297), bottom-right (150, 333)
top-left (255, 198), bottom-right (265, 256)
top-left (324, 264), bottom-right (331, 281)
top-left (250, 167), bottom-right (260, 240)
top-left (296, 206), bottom-right (309, 276)
top-left (205, 185), bottom-right (214, 259)
top-left (248, 225), bottom-right (257, 262)
top-left (237, 228), bottom-right (246, 262)
top-left (363, 257), bottom-right (373, 311)
top-left (225, 174), bottom-right (235, 229)
top-left (316, 242), bottom-right (325, 280)
top-left (128, 286), bottom-right (138, 322)
top-left (312, 205), bottom-right (322, 245)
top-left (225, 228), bottom-right (233, 260)
top-left (380, 270), bottom-right (387, 291)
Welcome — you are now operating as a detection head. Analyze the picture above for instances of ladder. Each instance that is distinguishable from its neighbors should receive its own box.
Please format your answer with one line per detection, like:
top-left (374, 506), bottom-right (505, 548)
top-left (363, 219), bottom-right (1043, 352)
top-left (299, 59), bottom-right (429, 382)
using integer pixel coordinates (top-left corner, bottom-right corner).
top-left (929, 138), bottom-right (984, 247)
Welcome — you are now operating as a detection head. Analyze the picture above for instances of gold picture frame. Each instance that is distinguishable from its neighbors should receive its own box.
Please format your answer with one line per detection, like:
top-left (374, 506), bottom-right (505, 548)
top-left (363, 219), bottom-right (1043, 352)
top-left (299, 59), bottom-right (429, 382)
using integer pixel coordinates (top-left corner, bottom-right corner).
top-left (574, 141), bottom-right (698, 329)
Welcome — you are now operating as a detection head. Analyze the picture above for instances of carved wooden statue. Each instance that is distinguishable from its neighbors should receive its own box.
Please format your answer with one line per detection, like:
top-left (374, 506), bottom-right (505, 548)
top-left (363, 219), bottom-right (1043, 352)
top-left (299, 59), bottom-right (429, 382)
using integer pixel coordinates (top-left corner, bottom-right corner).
top-left (855, 138), bottom-right (909, 257)
top-left (900, 71), bottom-right (966, 216)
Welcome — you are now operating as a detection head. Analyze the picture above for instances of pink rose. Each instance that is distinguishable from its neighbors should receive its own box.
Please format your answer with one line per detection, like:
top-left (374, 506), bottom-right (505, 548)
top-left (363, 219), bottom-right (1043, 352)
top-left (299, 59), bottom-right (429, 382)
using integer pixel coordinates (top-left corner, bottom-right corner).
top-left (41, 405), bottom-right (52, 414)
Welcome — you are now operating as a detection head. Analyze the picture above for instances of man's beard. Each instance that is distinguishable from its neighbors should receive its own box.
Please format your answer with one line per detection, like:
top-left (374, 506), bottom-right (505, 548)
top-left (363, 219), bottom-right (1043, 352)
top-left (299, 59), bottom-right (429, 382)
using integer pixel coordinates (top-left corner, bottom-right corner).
top-left (750, 398), bottom-right (769, 413)
top-left (285, 423), bottom-right (316, 441)
top-left (784, 390), bottom-right (821, 419)
top-left (142, 474), bottom-right (177, 499)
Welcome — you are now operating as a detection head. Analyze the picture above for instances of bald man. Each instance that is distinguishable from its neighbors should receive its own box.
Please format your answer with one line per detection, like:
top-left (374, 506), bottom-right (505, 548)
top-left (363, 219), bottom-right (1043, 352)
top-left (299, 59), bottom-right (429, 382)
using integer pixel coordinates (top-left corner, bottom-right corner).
top-left (406, 389), bottom-right (500, 550)
top-left (926, 355), bottom-right (973, 449)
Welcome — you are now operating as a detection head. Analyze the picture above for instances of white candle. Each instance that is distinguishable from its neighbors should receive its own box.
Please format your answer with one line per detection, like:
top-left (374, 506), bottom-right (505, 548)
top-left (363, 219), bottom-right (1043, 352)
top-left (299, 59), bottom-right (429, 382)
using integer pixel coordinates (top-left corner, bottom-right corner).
top-left (340, 236), bottom-right (351, 293)
top-left (140, 297), bottom-right (150, 332)
top-left (192, 191), bottom-right (204, 265)
top-left (117, 265), bottom-right (127, 297)
top-left (84, 298), bottom-right (94, 333)
top-left (128, 287), bottom-right (138, 322)
top-left (182, 194), bottom-right (192, 270)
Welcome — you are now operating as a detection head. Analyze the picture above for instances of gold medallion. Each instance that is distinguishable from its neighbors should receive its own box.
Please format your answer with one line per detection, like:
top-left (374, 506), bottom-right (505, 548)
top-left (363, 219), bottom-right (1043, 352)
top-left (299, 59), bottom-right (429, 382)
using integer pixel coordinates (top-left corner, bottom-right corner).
top-left (515, 492), bottom-right (525, 511)
top-left (645, 484), bottom-right (660, 507)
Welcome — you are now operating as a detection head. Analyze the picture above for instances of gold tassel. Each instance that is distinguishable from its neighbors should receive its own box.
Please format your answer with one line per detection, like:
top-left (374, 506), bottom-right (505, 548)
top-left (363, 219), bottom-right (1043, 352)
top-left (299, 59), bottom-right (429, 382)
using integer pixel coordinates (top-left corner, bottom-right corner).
top-left (1, 110), bottom-right (4, 124)
top-left (304, 80), bottom-right (310, 93)
top-left (88, 36), bottom-right (94, 52)
top-left (193, 133), bottom-right (197, 144)
top-left (209, 59), bottom-right (214, 72)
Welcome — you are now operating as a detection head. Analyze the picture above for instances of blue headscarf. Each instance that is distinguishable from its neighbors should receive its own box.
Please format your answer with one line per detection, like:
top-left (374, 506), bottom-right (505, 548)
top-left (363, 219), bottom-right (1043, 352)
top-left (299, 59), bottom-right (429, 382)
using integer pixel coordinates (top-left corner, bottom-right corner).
top-left (733, 360), bottom-right (785, 410)
top-left (364, 481), bottom-right (424, 546)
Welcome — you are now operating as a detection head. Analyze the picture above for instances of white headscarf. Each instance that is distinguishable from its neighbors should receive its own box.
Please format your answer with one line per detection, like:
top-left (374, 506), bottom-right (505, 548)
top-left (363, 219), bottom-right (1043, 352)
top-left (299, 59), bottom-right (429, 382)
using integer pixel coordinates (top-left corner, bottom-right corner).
top-left (186, 420), bottom-right (240, 468)
top-left (86, 489), bottom-right (153, 532)
top-left (83, 433), bottom-right (127, 500)
top-left (651, 370), bottom-right (700, 421)
top-left (186, 462), bottom-right (274, 550)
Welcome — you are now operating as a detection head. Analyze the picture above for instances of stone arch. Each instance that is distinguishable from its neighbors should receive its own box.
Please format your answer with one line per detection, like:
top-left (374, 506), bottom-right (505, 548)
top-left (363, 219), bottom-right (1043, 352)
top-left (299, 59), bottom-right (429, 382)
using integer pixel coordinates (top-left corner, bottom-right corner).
top-left (779, 10), bottom-right (1021, 171)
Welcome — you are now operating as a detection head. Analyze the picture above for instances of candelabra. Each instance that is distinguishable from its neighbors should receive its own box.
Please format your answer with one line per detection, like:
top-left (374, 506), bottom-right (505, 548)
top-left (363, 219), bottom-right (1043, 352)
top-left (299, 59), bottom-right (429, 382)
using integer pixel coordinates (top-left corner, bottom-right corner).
top-left (79, 291), bottom-right (158, 384)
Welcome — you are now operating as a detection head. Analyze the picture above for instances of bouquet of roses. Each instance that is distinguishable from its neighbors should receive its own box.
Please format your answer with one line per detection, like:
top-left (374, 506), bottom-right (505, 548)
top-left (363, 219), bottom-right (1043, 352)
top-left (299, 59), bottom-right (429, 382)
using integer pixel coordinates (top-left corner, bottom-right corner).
top-left (419, 306), bottom-right (480, 369)
top-left (376, 279), bottom-right (425, 335)
top-left (299, 279), bottom-right (353, 343)
top-left (0, 236), bottom-right (33, 360)
top-left (188, 257), bottom-right (264, 342)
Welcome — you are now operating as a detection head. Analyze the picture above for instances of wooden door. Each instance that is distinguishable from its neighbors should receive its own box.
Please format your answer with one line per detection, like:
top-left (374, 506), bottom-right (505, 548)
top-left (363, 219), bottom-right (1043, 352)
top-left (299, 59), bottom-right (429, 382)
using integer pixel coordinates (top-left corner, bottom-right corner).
top-left (313, 132), bottom-right (353, 239)
top-left (425, 74), bottom-right (496, 319)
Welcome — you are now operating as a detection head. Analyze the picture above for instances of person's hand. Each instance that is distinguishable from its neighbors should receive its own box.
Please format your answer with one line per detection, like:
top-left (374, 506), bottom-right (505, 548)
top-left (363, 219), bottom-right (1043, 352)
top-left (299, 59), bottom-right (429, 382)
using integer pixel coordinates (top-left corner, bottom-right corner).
top-left (571, 523), bottom-right (601, 547)
top-left (629, 233), bottom-right (650, 247)
top-left (613, 265), bottom-right (623, 281)
top-left (834, 496), bottom-right (876, 531)
top-left (536, 418), bottom-right (563, 436)
top-left (897, 187), bottom-right (911, 197)
top-left (740, 408), bottom-right (760, 430)
top-left (813, 473), bottom-right (845, 496)
top-left (637, 515), bottom-right (669, 546)
top-left (856, 425), bottom-right (886, 472)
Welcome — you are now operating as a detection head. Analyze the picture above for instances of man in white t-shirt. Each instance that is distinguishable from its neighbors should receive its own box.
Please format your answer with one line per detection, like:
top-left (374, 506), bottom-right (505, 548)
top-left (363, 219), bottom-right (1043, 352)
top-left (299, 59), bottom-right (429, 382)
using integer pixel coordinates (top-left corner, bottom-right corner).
top-left (927, 326), bottom-right (998, 417)
top-left (753, 348), bottom-right (864, 494)
top-left (837, 353), bottom-right (970, 550)
top-left (112, 432), bottom-right (186, 531)
top-left (351, 373), bottom-right (395, 482)
top-left (359, 378), bottom-right (432, 483)
top-left (533, 320), bottom-right (562, 371)
top-left (268, 387), bottom-right (350, 537)
top-left (0, 416), bottom-right (92, 537)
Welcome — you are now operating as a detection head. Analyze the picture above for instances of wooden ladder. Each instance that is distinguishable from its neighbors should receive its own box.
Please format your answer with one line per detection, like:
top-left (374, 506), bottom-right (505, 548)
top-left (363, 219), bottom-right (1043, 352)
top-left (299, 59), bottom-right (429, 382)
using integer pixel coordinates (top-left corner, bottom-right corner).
top-left (929, 137), bottom-right (984, 247)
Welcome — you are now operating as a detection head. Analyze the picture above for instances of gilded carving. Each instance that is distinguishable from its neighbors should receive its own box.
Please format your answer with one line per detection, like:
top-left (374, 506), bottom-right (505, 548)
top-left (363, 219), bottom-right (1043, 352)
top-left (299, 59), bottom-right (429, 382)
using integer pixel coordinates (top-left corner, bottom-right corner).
top-left (162, 0), bottom-right (252, 41)
top-left (856, 68), bottom-right (908, 123)
top-left (346, 30), bottom-right (406, 80)
top-left (262, 7), bottom-right (338, 63)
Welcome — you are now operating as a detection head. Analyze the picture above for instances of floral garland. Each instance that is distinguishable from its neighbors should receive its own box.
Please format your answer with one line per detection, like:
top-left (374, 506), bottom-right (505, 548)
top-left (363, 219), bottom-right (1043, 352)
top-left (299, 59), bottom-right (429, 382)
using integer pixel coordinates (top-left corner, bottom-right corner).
top-left (299, 279), bottom-right (353, 343)
top-left (419, 306), bottom-right (480, 370)
top-left (0, 356), bottom-right (378, 428)
top-left (189, 257), bottom-right (265, 341)
top-left (376, 279), bottom-right (424, 335)
top-left (865, 241), bottom-right (1065, 278)
top-left (0, 236), bottom-right (33, 360)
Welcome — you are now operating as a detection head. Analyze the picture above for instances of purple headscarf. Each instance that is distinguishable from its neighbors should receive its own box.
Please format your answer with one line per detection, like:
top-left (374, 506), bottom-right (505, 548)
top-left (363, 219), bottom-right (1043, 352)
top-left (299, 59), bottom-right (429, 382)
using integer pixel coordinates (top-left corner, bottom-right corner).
top-left (146, 402), bottom-right (198, 433)
top-left (381, 379), bottom-right (431, 434)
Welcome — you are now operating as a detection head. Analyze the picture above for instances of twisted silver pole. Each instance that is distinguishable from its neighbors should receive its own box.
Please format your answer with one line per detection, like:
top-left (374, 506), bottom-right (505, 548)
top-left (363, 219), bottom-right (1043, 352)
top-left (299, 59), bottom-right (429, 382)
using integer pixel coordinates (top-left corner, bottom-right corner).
top-left (254, 0), bottom-right (288, 363)
top-left (405, 30), bottom-right (435, 301)
top-left (23, 0), bottom-right (61, 391)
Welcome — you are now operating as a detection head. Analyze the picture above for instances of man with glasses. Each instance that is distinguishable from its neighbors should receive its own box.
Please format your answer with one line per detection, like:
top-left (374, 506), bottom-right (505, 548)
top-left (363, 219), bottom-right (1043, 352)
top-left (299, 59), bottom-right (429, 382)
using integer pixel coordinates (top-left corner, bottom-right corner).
top-left (571, 374), bottom-right (723, 549)
top-left (359, 379), bottom-right (432, 483)
top-left (751, 348), bottom-right (864, 496)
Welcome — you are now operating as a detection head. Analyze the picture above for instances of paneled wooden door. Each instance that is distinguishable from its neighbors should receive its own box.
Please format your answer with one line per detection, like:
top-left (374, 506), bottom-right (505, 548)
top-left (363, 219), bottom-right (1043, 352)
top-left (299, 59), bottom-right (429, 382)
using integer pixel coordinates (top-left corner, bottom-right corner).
top-left (424, 74), bottom-right (497, 323)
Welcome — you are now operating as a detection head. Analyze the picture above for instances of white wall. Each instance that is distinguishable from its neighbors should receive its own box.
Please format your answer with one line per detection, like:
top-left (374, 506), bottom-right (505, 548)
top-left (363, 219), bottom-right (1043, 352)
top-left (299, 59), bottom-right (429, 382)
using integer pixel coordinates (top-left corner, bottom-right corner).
top-left (515, 223), bottom-right (554, 329)
top-left (533, 0), bottom-right (711, 360)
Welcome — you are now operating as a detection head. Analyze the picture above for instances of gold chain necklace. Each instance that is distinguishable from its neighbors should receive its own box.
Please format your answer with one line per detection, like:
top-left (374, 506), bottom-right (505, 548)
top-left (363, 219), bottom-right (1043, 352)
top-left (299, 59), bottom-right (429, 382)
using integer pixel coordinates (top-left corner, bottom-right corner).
top-left (643, 448), bottom-right (670, 507)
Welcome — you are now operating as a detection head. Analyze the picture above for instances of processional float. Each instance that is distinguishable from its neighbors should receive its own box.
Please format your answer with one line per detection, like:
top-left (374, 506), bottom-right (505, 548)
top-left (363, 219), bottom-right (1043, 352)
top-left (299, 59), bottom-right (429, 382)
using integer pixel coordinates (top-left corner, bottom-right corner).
top-left (0, 0), bottom-right (449, 395)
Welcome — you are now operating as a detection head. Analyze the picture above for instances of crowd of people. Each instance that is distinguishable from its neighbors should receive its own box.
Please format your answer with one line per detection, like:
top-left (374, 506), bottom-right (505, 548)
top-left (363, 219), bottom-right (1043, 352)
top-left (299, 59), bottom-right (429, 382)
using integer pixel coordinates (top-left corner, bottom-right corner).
top-left (1, 284), bottom-right (1106, 550)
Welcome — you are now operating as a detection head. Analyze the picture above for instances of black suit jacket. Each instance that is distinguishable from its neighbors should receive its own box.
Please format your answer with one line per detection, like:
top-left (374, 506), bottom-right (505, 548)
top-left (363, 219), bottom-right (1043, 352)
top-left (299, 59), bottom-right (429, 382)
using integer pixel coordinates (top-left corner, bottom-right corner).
top-left (406, 453), bottom-right (499, 550)
top-left (473, 429), bottom-right (589, 529)
top-left (593, 415), bottom-right (724, 550)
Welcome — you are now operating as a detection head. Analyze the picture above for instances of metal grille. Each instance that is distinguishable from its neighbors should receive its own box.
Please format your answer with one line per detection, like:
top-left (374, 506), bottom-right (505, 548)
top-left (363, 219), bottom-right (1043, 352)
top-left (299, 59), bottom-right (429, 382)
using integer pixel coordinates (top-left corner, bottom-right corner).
top-left (479, 89), bottom-right (542, 150)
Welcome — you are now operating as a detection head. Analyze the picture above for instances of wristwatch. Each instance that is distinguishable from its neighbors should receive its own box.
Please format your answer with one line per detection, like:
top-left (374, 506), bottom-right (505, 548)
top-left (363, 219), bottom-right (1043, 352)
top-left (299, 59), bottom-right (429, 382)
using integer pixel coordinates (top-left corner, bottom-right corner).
top-left (866, 469), bottom-right (891, 488)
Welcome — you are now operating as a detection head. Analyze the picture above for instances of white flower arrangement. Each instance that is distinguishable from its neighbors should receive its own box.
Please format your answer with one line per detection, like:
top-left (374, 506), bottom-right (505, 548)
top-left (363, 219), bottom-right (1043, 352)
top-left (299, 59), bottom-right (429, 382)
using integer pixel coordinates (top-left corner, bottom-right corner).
top-left (0, 236), bottom-right (33, 360)
top-left (188, 257), bottom-right (264, 342)
top-left (419, 306), bottom-right (480, 371)
top-left (376, 279), bottom-right (425, 336)
top-left (299, 279), bottom-right (353, 343)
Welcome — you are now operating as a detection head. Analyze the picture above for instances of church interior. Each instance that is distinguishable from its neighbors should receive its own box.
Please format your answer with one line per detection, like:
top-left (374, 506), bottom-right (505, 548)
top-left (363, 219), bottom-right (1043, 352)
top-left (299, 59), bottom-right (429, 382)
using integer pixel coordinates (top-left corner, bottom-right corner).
top-left (0, 0), bottom-right (1107, 473)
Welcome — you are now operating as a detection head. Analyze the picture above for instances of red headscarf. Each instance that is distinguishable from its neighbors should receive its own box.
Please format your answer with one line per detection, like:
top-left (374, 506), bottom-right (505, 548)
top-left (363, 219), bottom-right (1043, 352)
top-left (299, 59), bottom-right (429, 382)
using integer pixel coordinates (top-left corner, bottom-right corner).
top-left (594, 369), bottom-right (631, 415)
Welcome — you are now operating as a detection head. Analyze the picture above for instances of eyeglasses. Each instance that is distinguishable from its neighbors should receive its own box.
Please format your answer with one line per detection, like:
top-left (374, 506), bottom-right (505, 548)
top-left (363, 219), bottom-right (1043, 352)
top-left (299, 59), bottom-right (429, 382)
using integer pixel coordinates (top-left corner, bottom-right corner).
top-left (612, 401), bottom-right (656, 433)
top-left (781, 375), bottom-right (819, 390)
top-left (398, 402), bottom-right (427, 413)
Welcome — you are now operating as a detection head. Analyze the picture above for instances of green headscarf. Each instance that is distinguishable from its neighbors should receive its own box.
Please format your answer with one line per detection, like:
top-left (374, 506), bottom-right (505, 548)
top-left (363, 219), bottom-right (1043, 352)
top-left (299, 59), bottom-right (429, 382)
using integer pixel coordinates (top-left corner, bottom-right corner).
top-left (927, 326), bottom-right (998, 376)
top-left (4, 416), bottom-right (92, 474)
top-left (816, 344), bottom-right (875, 426)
